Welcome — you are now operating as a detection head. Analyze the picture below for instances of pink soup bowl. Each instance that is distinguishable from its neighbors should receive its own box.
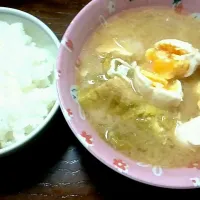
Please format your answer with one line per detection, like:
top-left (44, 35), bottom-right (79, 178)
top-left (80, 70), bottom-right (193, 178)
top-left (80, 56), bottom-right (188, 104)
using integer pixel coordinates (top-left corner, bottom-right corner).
top-left (56, 0), bottom-right (200, 189)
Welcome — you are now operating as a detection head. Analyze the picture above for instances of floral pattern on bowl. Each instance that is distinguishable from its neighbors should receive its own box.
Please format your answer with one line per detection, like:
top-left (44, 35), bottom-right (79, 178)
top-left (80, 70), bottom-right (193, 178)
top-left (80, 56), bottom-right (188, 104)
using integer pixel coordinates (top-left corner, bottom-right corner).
top-left (113, 159), bottom-right (129, 173)
top-left (173, 0), bottom-right (184, 13)
top-left (57, 0), bottom-right (200, 188)
top-left (77, 131), bottom-right (94, 148)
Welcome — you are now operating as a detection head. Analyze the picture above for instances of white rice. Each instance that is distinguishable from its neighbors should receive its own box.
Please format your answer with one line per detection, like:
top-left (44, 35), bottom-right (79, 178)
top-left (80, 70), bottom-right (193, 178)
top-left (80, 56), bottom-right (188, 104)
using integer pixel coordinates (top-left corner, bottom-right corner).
top-left (0, 21), bottom-right (56, 148)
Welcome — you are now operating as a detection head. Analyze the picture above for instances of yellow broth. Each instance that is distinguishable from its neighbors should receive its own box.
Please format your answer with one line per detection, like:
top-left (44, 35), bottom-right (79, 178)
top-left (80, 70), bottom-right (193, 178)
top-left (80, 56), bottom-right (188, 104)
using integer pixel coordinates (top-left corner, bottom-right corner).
top-left (76, 7), bottom-right (200, 168)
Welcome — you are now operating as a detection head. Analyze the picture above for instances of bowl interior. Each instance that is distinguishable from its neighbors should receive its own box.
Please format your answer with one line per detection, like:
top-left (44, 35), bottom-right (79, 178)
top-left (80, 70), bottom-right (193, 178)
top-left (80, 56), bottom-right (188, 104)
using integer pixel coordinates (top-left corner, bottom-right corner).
top-left (0, 8), bottom-right (59, 155)
top-left (57, 0), bottom-right (200, 188)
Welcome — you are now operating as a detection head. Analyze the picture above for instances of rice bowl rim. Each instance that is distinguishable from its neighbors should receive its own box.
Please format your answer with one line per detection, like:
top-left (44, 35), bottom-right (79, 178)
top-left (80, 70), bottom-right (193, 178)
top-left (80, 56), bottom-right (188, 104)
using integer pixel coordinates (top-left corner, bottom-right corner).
top-left (0, 7), bottom-right (60, 156)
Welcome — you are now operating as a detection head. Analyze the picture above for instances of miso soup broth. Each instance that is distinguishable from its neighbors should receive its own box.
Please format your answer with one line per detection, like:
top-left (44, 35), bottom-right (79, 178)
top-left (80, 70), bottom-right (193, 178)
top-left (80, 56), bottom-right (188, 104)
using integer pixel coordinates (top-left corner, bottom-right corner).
top-left (77, 7), bottom-right (200, 168)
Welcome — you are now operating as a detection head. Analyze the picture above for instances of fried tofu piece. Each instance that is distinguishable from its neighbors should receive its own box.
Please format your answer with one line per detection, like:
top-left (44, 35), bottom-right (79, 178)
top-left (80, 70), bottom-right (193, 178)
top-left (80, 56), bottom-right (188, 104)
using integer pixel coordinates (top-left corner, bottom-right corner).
top-left (78, 76), bottom-right (142, 113)
top-left (122, 103), bottom-right (163, 120)
top-left (193, 82), bottom-right (200, 110)
top-left (96, 44), bottom-right (133, 57)
top-left (78, 76), bottom-right (177, 142)
top-left (195, 82), bottom-right (200, 95)
top-left (96, 44), bottom-right (134, 72)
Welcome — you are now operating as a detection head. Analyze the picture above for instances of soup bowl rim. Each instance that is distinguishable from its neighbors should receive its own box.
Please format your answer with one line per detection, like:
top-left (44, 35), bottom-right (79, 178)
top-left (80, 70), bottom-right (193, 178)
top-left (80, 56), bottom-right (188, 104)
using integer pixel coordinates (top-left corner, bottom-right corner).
top-left (56, 0), bottom-right (200, 189)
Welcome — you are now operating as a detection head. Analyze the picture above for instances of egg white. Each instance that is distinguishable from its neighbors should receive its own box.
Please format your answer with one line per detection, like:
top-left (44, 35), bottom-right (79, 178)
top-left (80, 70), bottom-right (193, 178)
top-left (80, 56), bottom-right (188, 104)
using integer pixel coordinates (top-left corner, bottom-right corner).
top-left (176, 116), bottom-right (200, 146)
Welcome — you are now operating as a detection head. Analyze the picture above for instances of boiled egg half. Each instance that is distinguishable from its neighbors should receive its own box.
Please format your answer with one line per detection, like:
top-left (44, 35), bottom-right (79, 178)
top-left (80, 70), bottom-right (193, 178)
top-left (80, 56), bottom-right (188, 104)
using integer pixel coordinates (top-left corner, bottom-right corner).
top-left (133, 66), bottom-right (183, 108)
top-left (145, 39), bottom-right (200, 79)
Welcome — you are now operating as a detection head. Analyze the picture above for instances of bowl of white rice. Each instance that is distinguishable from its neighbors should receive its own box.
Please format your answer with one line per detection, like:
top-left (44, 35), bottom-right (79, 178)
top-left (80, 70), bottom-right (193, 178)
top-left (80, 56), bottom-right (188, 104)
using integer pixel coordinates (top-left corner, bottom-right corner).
top-left (0, 7), bottom-right (60, 155)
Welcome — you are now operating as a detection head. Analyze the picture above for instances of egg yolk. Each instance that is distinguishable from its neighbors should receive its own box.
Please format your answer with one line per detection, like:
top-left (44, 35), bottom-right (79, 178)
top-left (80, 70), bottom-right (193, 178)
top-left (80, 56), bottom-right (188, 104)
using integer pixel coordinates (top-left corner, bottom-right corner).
top-left (145, 43), bottom-right (190, 79)
top-left (141, 70), bottom-right (168, 88)
top-left (141, 70), bottom-right (179, 93)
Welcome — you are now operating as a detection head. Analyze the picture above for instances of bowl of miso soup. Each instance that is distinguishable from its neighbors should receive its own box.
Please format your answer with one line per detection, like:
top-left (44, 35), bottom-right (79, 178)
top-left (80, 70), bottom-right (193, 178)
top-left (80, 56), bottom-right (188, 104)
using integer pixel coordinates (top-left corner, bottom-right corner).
top-left (57, 0), bottom-right (200, 188)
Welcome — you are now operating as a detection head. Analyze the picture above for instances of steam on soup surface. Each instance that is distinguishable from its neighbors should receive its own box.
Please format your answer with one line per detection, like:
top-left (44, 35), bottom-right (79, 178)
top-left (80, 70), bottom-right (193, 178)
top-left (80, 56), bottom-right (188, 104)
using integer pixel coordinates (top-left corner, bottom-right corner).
top-left (76, 7), bottom-right (200, 168)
